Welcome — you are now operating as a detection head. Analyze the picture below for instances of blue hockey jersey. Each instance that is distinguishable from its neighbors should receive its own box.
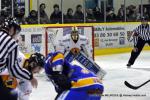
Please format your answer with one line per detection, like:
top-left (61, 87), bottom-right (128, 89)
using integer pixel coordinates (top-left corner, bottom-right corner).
top-left (44, 52), bottom-right (103, 89)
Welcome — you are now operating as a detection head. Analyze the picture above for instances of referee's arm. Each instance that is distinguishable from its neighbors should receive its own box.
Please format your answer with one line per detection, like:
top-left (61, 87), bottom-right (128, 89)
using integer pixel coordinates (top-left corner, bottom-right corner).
top-left (132, 27), bottom-right (139, 47)
top-left (7, 42), bottom-right (33, 80)
top-left (133, 32), bottom-right (139, 47)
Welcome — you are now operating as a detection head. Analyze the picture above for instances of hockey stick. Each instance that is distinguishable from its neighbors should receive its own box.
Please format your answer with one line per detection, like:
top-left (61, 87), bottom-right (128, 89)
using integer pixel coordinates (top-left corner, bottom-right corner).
top-left (46, 28), bottom-right (58, 51)
top-left (124, 80), bottom-right (150, 90)
top-left (49, 30), bottom-right (58, 51)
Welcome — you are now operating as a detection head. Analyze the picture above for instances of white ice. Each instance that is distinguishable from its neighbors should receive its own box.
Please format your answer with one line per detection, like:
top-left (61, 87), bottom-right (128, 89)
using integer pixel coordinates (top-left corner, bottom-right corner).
top-left (31, 51), bottom-right (150, 100)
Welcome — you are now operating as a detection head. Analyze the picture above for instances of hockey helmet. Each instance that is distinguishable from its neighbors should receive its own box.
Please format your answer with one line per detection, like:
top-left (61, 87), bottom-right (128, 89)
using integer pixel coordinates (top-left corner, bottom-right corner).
top-left (48, 52), bottom-right (64, 67)
top-left (45, 52), bottom-right (65, 73)
top-left (141, 16), bottom-right (148, 21)
top-left (1, 16), bottom-right (21, 34)
top-left (28, 52), bottom-right (45, 69)
top-left (71, 26), bottom-right (78, 32)
top-left (71, 26), bottom-right (79, 41)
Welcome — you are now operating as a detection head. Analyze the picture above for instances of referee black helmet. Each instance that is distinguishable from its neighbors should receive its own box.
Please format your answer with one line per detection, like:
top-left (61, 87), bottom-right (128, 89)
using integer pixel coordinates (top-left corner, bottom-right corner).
top-left (141, 16), bottom-right (148, 25)
top-left (1, 16), bottom-right (21, 34)
top-left (141, 16), bottom-right (148, 21)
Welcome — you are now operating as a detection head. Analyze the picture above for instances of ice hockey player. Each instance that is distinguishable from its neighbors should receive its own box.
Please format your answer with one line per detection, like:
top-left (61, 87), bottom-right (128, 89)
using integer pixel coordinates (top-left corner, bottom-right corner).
top-left (44, 51), bottom-right (104, 100)
top-left (58, 26), bottom-right (106, 79)
top-left (14, 33), bottom-right (45, 100)
top-left (15, 34), bottom-right (45, 100)
top-left (0, 51), bottom-right (45, 100)
top-left (59, 26), bottom-right (93, 61)
top-left (17, 52), bottom-right (45, 100)
top-left (0, 17), bottom-right (37, 100)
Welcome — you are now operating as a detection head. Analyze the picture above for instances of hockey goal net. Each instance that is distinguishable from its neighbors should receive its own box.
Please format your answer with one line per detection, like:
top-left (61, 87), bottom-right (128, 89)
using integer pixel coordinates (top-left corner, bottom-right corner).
top-left (20, 25), bottom-right (94, 58)
top-left (45, 26), bottom-right (94, 58)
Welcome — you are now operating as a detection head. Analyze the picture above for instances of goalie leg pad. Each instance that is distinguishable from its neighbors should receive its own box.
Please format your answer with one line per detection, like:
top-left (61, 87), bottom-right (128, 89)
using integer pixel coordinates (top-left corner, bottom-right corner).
top-left (64, 51), bottom-right (76, 63)
top-left (75, 52), bottom-right (106, 79)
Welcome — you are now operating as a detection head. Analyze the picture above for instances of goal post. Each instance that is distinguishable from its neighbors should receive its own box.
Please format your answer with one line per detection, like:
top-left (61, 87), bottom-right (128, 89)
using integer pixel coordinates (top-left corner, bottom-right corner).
top-left (45, 26), bottom-right (94, 58)
top-left (20, 25), bottom-right (94, 58)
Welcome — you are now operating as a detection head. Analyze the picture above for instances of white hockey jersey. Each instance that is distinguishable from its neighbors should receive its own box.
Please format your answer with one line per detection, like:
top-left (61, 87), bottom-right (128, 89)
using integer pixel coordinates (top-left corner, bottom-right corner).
top-left (17, 51), bottom-right (32, 100)
top-left (9, 51), bottom-right (32, 100)
top-left (18, 51), bottom-right (26, 67)
top-left (57, 34), bottom-right (93, 58)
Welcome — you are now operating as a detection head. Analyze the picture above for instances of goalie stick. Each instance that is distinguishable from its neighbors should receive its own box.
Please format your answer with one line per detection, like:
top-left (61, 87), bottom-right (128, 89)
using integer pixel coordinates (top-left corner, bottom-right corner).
top-left (124, 80), bottom-right (150, 90)
top-left (46, 28), bottom-right (58, 51)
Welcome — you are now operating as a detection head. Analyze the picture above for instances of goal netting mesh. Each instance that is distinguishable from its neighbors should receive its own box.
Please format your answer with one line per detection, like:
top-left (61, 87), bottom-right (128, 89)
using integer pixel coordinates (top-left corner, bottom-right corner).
top-left (20, 26), bottom-right (94, 58)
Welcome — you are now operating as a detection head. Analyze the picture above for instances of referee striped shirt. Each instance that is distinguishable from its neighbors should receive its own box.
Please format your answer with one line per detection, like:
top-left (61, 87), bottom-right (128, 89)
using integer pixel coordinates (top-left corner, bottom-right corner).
top-left (133, 24), bottom-right (150, 46)
top-left (0, 31), bottom-right (32, 80)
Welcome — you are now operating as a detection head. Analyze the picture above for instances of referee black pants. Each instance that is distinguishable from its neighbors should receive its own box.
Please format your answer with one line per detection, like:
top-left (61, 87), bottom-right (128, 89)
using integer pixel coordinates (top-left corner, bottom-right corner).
top-left (128, 38), bottom-right (150, 65)
top-left (0, 77), bottom-right (18, 100)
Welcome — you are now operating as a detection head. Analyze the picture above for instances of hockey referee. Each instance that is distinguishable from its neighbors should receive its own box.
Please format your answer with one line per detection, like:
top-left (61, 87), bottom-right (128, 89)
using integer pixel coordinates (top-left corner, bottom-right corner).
top-left (127, 17), bottom-right (150, 68)
top-left (0, 17), bottom-right (37, 100)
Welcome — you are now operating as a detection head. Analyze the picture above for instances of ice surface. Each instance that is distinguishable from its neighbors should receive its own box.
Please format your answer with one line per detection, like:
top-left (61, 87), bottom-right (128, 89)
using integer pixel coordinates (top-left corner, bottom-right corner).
top-left (31, 51), bottom-right (150, 100)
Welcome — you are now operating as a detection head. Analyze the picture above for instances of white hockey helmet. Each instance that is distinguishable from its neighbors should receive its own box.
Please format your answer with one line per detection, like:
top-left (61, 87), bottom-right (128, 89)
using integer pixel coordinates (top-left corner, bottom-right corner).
top-left (71, 26), bottom-right (78, 32)
top-left (71, 26), bottom-right (79, 41)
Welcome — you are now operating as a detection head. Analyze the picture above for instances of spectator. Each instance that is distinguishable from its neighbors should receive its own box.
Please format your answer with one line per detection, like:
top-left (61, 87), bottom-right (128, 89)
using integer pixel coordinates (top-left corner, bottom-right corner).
top-left (26, 10), bottom-right (38, 24)
top-left (106, 6), bottom-right (113, 13)
top-left (50, 4), bottom-right (62, 24)
top-left (127, 5), bottom-right (139, 21)
top-left (74, 5), bottom-right (84, 23)
top-left (126, 7), bottom-right (130, 21)
top-left (117, 5), bottom-right (125, 21)
top-left (106, 9), bottom-right (117, 22)
top-left (14, 8), bottom-right (27, 24)
top-left (93, 6), bottom-right (104, 22)
top-left (136, 10), bottom-right (141, 21)
top-left (64, 8), bottom-right (75, 23)
top-left (143, 8), bottom-right (150, 21)
top-left (86, 9), bottom-right (96, 23)
top-left (0, 9), bottom-right (9, 24)
top-left (1, 0), bottom-right (11, 10)
top-left (39, 3), bottom-right (49, 24)
top-left (129, 6), bottom-right (138, 21)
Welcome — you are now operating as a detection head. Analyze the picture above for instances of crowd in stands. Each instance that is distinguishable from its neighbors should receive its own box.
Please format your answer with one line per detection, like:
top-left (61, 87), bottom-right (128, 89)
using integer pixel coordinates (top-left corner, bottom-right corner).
top-left (0, 3), bottom-right (149, 24)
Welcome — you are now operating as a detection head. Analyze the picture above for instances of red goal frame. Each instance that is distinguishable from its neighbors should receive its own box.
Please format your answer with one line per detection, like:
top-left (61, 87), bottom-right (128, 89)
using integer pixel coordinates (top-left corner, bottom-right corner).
top-left (45, 26), bottom-right (94, 59)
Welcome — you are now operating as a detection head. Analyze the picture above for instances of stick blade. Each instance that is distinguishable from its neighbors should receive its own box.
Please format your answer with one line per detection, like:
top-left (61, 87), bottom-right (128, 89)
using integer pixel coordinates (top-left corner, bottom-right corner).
top-left (124, 81), bottom-right (138, 90)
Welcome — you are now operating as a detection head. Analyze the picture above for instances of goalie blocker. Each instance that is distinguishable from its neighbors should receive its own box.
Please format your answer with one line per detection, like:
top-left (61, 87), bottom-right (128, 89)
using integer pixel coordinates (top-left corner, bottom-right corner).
top-left (65, 51), bottom-right (106, 79)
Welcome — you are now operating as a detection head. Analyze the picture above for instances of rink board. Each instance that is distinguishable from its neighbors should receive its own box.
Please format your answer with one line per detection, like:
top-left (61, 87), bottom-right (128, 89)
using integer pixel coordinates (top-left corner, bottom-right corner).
top-left (21, 22), bottom-right (150, 57)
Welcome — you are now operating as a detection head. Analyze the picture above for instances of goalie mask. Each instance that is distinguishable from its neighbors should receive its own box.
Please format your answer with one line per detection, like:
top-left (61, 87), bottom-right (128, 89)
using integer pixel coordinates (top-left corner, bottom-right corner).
top-left (71, 26), bottom-right (79, 42)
